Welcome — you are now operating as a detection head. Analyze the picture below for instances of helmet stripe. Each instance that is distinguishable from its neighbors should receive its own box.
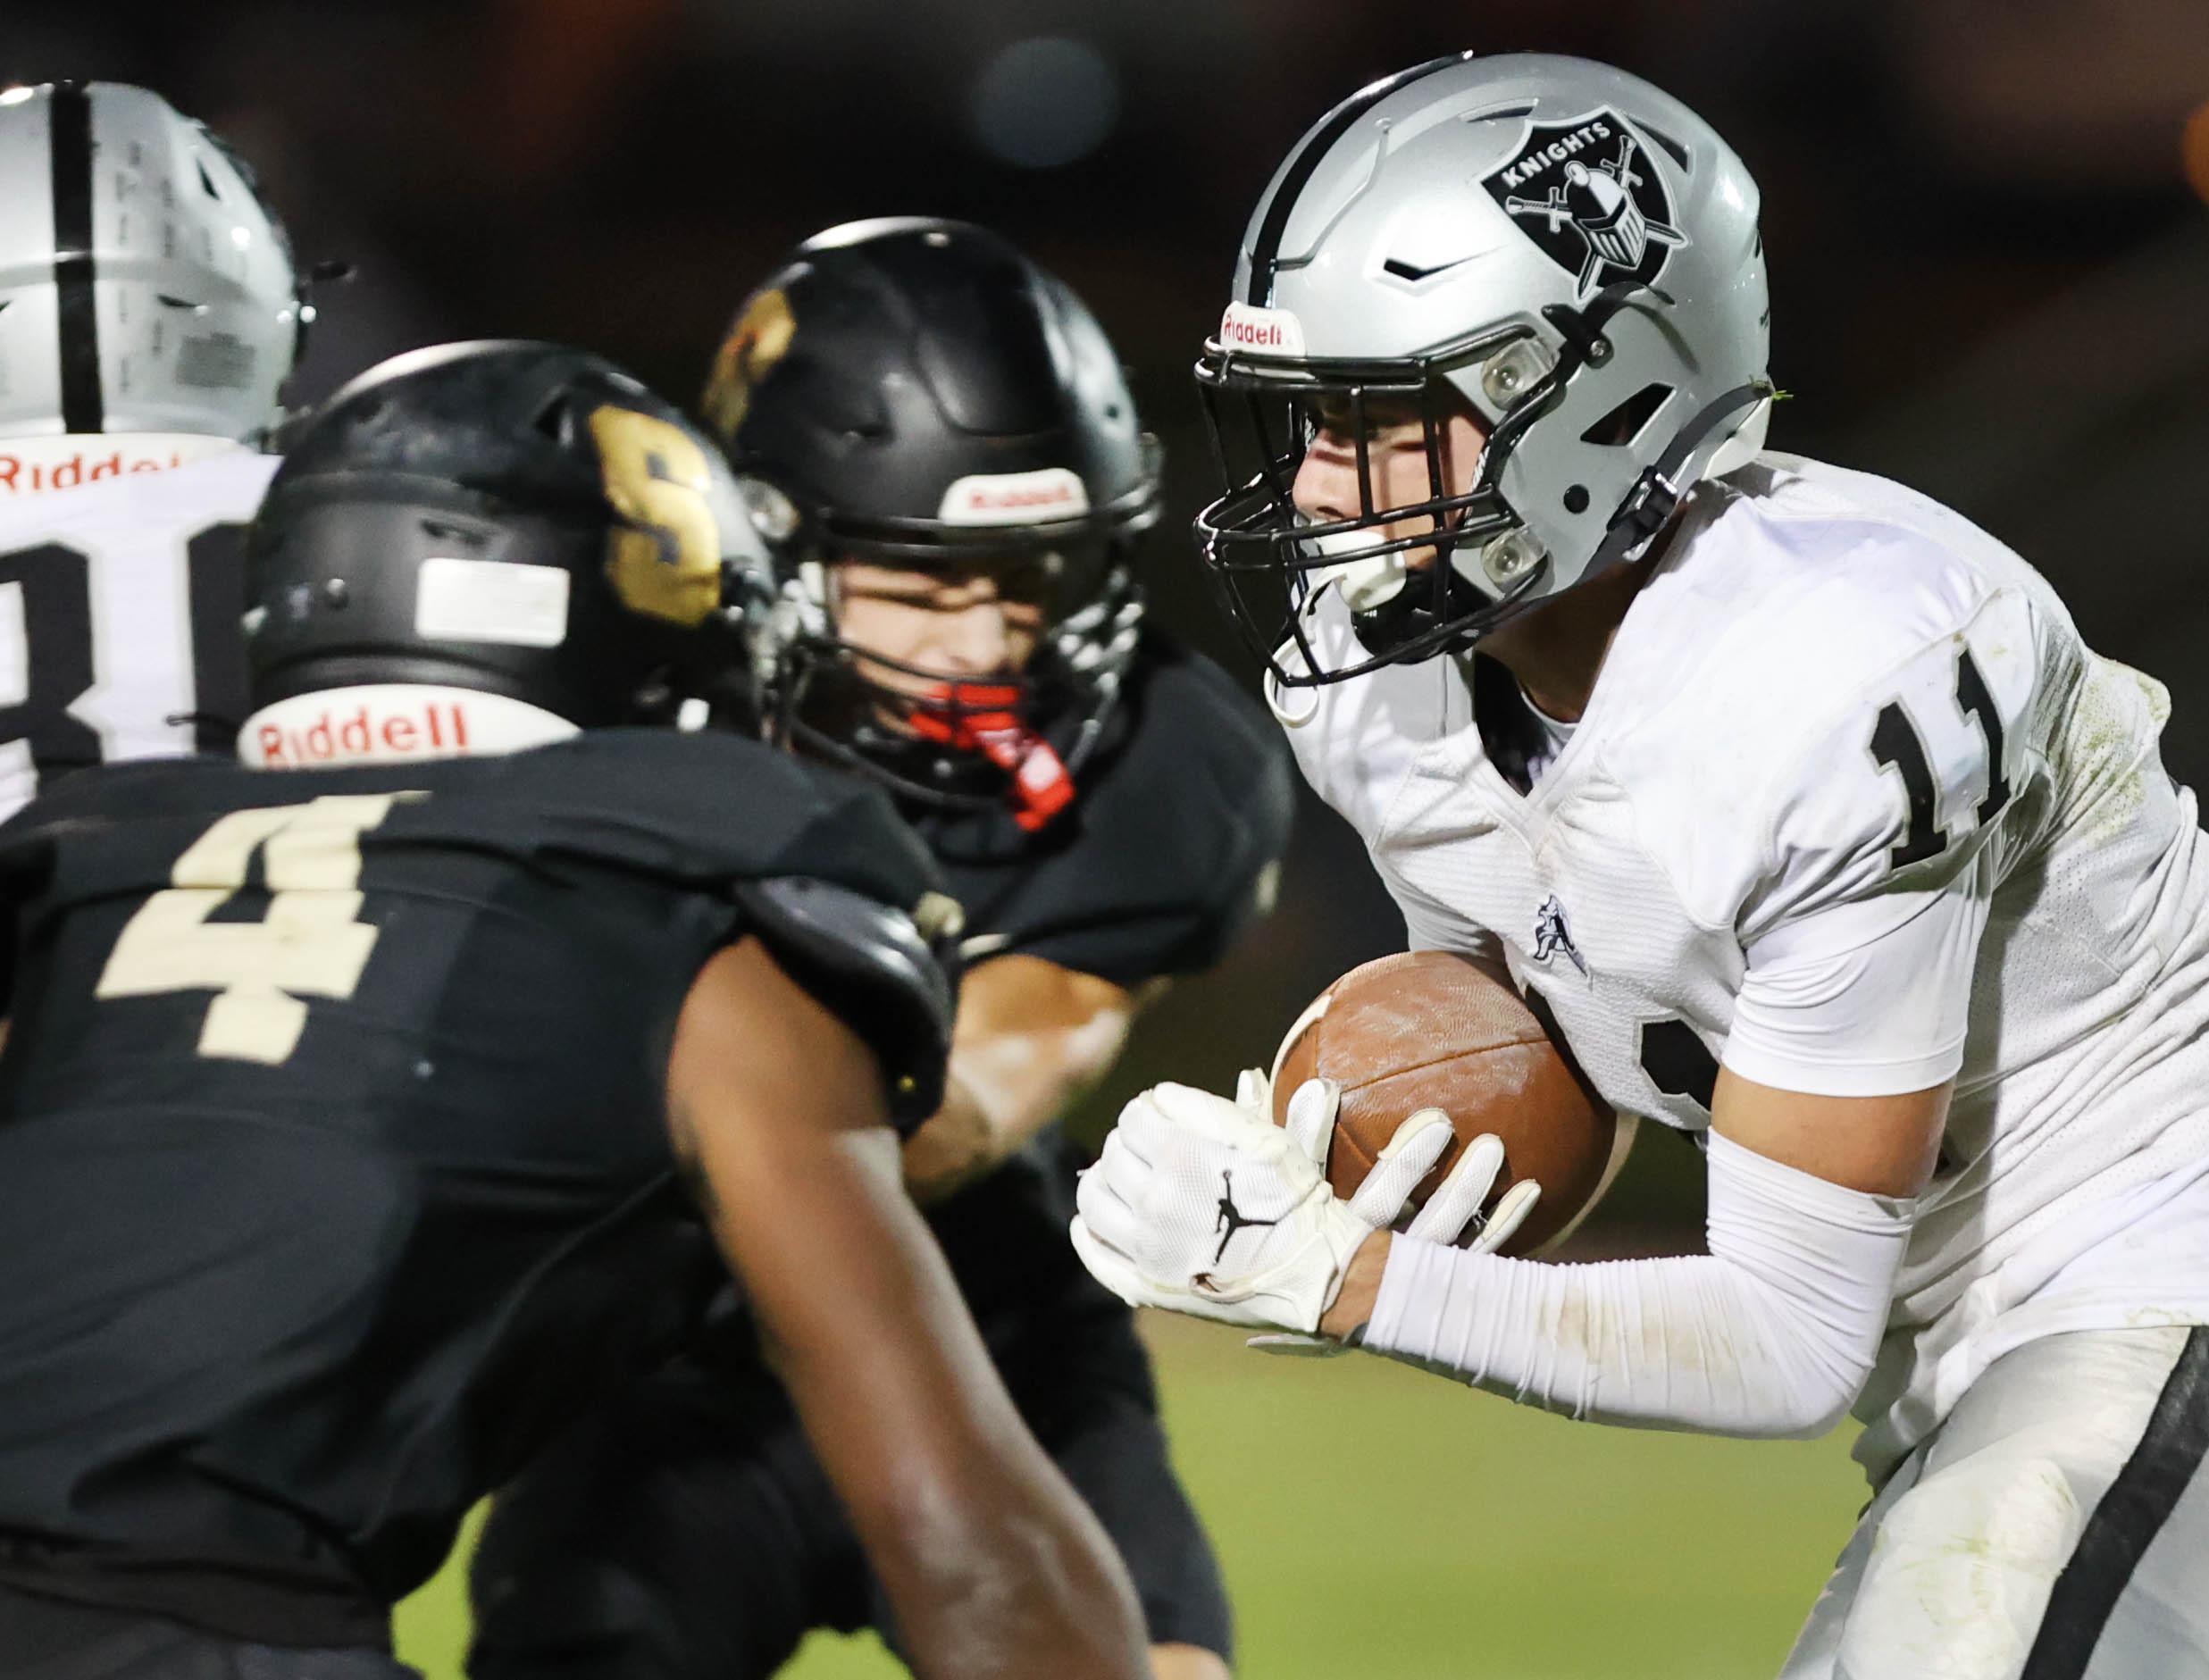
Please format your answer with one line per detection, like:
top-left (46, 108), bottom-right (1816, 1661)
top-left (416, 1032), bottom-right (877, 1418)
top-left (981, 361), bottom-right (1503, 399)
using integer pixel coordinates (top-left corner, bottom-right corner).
top-left (48, 82), bottom-right (103, 434)
top-left (1243, 51), bottom-right (1474, 306)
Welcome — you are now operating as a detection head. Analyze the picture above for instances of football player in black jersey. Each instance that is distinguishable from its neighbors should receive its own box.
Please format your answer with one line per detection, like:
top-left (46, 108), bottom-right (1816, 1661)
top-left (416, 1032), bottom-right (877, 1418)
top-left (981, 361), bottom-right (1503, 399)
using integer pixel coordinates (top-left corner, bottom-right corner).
top-left (0, 340), bottom-right (1152, 1680)
top-left (469, 223), bottom-right (1294, 1680)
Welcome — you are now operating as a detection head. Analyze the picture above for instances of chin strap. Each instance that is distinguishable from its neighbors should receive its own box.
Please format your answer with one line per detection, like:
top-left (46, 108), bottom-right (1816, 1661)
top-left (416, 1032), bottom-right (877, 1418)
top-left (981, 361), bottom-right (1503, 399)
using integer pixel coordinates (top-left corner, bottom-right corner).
top-left (908, 681), bottom-right (1076, 832)
top-left (1586, 380), bottom-right (1774, 577)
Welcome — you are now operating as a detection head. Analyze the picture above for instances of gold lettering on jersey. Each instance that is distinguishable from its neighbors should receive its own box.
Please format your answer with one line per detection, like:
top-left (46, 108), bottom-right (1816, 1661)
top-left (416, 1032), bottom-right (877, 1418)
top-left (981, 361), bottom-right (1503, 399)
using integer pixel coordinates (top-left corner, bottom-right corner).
top-left (590, 406), bottom-right (724, 627)
top-left (95, 793), bottom-right (417, 1065)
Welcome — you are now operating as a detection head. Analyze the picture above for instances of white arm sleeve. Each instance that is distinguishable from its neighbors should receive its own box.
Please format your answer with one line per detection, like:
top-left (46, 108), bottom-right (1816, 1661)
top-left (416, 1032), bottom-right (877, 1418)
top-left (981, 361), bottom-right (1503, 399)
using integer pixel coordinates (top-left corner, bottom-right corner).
top-left (1363, 1132), bottom-right (1913, 1438)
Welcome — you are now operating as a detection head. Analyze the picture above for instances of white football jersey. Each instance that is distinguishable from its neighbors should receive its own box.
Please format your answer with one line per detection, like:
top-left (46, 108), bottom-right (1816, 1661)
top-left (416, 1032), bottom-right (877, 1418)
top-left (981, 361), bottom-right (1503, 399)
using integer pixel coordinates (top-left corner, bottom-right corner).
top-left (1284, 453), bottom-right (2209, 1470)
top-left (0, 439), bottom-right (278, 821)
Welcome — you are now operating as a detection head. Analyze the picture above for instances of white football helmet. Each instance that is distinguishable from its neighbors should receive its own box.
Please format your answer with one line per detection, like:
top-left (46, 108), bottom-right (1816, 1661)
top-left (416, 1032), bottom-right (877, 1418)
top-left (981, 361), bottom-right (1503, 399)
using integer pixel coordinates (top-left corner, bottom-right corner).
top-left (0, 81), bottom-right (304, 444)
top-left (1193, 53), bottom-right (1771, 683)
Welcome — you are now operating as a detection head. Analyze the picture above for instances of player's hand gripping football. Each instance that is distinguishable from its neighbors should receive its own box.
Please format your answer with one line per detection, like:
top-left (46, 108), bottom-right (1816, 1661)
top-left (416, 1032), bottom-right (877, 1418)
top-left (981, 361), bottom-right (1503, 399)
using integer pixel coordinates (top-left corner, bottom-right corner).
top-left (1070, 1074), bottom-right (1535, 1340)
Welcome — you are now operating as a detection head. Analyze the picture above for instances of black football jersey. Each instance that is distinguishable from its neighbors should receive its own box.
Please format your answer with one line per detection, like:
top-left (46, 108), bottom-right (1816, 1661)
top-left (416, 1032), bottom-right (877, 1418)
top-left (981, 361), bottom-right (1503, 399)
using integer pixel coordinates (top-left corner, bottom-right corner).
top-left (916, 630), bottom-right (1294, 987)
top-left (0, 731), bottom-right (949, 1644)
top-left (902, 631), bottom-right (1295, 1335)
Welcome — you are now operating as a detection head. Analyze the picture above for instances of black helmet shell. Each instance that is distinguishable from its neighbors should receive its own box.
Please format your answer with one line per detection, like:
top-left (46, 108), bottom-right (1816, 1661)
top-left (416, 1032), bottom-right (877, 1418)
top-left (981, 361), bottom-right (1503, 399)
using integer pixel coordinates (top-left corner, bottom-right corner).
top-left (247, 340), bottom-right (762, 726)
top-left (705, 218), bottom-right (1159, 556)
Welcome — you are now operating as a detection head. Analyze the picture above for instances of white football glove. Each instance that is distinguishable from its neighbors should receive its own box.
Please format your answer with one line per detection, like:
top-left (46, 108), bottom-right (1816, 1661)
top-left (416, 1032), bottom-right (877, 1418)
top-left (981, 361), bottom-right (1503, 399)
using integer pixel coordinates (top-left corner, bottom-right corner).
top-left (1241, 1095), bottom-right (1544, 1357)
top-left (1071, 1076), bottom-right (1457, 1333)
top-left (1222, 1064), bottom-right (1544, 1259)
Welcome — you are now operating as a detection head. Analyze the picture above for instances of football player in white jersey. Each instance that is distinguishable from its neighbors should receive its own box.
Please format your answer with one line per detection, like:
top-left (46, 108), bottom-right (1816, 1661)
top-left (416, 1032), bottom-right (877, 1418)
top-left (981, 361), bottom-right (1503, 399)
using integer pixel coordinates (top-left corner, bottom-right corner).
top-left (1071, 52), bottom-right (2209, 1678)
top-left (0, 81), bottom-right (305, 818)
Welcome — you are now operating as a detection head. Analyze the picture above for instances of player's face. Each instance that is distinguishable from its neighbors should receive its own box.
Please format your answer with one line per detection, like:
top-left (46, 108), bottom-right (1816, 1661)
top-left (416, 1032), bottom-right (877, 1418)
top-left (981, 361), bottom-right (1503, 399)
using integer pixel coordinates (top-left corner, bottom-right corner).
top-left (1289, 392), bottom-right (1489, 569)
top-left (833, 559), bottom-right (1048, 710)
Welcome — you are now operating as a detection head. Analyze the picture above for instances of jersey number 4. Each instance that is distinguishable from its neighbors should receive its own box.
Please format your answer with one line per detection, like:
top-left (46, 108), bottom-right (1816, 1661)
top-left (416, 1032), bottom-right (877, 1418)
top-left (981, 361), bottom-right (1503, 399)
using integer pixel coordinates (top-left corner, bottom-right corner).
top-left (95, 794), bottom-right (414, 1066)
top-left (1869, 647), bottom-right (2011, 870)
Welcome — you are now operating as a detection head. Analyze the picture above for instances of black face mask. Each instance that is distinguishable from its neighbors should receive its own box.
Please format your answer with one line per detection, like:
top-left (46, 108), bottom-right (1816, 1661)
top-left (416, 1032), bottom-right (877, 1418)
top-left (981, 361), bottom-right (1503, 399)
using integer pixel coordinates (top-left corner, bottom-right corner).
top-left (768, 564), bottom-right (1145, 832)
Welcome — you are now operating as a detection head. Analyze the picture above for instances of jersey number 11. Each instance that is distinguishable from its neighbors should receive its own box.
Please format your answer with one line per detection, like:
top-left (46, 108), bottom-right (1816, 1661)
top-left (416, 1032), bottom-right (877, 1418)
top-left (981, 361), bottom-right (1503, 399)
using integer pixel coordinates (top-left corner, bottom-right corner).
top-left (1869, 646), bottom-right (2011, 870)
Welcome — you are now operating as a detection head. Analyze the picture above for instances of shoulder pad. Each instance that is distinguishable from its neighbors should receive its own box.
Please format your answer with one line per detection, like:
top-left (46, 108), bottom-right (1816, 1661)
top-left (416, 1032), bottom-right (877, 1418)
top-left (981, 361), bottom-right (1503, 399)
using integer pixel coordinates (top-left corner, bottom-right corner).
top-left (733, 875), bottom-right (960, 1130)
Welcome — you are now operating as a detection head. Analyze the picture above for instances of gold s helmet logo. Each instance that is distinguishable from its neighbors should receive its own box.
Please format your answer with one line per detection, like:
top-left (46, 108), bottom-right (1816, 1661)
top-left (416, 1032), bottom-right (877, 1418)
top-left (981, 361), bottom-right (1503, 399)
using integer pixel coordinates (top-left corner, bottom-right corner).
top-left (589, 405), bottom-right (726, 627)
top-left (700, 287), bottom-right (797, 442)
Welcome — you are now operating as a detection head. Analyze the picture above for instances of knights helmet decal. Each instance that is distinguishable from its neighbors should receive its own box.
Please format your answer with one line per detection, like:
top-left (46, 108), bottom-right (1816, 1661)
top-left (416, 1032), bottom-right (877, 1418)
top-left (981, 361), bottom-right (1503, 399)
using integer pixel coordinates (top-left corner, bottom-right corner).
top-left (1483, 110), bottom-right (1686, 297)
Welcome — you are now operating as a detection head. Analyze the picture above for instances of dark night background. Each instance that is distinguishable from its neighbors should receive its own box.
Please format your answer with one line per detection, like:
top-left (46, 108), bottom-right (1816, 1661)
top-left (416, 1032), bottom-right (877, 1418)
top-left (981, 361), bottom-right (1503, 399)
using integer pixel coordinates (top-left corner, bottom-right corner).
top-left (11, 0), bottom-right (2209, 1225)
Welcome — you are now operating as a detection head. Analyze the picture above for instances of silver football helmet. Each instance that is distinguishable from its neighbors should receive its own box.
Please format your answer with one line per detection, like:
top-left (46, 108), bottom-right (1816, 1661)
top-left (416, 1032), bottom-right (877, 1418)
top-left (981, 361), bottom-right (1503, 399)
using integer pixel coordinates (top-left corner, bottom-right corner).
top-left (0, 81), bottom-right (305, 444)
top-left (1194, 53), bottom-right (1772, 683)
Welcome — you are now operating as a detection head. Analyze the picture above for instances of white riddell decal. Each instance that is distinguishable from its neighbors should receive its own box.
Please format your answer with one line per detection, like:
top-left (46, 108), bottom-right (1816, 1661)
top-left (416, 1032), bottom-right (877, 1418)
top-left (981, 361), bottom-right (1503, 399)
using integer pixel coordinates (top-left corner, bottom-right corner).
top-left (937, 467), bottom-right (1091, 526)
top-left (1217, 302), bottom-right (1307, 356)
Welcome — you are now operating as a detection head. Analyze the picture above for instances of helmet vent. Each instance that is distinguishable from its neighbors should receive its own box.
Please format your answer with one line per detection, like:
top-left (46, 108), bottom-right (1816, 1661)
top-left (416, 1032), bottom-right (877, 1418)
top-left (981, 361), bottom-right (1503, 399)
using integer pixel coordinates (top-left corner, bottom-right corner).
top-left (419, 517), bottom-right (490, 551)
top-left (1381, 255), bottom-right (1468, 283)
top-left (1580, 381), bottom-right (1673, 447)
top-left (196, 157), bottom-right (222, 199)
top-left (1627, 117), bottom-right (1690, 171)
top-left (532, 394), bottom-right (570, 444)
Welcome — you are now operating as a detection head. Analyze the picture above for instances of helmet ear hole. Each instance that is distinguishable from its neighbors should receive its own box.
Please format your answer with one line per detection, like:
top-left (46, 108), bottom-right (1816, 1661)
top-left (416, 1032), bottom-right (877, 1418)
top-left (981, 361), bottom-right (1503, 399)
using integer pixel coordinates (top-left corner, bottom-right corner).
top-left (532, 395), bottom-right (568, 444)
top-left (1579, 381), bottom-right (1674, 447)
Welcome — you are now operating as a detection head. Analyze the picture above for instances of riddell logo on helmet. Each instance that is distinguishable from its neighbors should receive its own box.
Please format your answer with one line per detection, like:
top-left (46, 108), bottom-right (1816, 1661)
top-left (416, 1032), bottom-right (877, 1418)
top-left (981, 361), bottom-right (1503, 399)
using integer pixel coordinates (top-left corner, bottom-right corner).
top-left (1216, 303), bottom-right (1306, 356)
top-left (240, 684), bottom-right (579, 770)
top-left (938, 467), bottom-right (1092, 527)
top-left (0, 447), bottom-right (198, 495)
top-left (252, 699), bottom-right (475, 768)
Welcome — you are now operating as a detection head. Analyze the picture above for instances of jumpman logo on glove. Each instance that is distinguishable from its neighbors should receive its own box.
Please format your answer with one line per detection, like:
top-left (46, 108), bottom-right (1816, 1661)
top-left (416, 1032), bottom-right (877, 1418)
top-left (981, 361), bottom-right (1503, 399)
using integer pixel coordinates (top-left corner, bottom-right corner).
top-left (1212, 1170), bottom-right (1285, 1262)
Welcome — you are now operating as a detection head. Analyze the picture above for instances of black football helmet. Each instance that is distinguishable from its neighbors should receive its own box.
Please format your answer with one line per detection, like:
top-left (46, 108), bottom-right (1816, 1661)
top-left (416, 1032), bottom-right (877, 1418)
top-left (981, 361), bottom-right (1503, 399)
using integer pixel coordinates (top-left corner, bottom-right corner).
top-left (247, 340), bottom-right (772, 726)
top-left (700, 218), bottom-right (1159, 829)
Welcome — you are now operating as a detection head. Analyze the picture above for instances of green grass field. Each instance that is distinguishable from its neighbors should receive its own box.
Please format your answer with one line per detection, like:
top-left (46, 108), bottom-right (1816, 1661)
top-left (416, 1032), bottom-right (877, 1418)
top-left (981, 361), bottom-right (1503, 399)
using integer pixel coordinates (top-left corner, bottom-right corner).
top-left (393, 1311), bottom-right (1867, 1680)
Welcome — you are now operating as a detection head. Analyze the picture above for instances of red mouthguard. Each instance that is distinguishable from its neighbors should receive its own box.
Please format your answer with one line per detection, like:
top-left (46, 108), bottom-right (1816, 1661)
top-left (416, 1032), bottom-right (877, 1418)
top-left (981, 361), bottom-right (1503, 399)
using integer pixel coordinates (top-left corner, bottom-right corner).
top-left (909, 683), bottom-right (1075, 832)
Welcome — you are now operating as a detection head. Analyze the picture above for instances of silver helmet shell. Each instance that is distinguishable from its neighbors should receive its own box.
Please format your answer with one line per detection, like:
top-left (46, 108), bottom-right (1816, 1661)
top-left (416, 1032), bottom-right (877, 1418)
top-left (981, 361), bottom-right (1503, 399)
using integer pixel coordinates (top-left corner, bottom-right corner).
top-left (0, 81), bottom-right (303, 443)
top-left (1196, 53), bottom-right (1771, 681)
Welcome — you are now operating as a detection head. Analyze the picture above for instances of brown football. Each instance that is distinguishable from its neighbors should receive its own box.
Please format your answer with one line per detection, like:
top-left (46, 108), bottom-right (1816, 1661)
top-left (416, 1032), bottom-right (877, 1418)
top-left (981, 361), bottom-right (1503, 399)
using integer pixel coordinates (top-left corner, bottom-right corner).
top-left (1269, 950), bottom-right (1635, 1257)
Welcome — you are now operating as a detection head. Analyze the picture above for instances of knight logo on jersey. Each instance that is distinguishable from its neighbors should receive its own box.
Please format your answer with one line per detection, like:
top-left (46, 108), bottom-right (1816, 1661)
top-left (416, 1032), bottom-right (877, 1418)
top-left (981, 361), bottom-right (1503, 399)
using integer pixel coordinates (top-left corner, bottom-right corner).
top-left (1483, 111), bottom-right (1686, 298)
top-left (1532, 895), bottom-right (1587, 975)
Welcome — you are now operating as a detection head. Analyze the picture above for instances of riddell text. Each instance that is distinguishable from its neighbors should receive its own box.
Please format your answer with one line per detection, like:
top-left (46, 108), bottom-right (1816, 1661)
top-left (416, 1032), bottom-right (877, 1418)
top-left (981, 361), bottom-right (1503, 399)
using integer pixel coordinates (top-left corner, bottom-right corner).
top-left (955, 484), bottom-right (1077, 513)
top-left (1219, 315), bottom-right (1293, 349)
top-left (0, 449), bottom-right (194, 493)
top-left (256, 702), bottom-right (471, 767)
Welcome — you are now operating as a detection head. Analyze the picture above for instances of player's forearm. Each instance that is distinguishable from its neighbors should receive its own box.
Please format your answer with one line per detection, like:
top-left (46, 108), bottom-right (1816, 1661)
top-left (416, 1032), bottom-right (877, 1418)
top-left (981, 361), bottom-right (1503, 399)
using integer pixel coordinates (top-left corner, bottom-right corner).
top-left (902, 1070), bottom-right (1035, 1204)
top-left (903, 965), bottom-right (1142, 1204)
top-left (866, 1459), bottom-right (1151, 1680)
top-left (1338, 1132), bottom-right (1916, 1438)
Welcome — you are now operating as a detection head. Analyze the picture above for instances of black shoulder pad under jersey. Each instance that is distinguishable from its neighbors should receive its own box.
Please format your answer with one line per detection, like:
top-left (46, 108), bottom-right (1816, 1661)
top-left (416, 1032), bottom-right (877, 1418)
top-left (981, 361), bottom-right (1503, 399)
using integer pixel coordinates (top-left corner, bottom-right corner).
top-left (424, 731), bottom-right (944, 905)
top-left (468, 735), bottom-right (958, 1122)
top-left (925, 633), bottom-right (1295, 986)
top-left (732, 876), bottom-right (958, 1124)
